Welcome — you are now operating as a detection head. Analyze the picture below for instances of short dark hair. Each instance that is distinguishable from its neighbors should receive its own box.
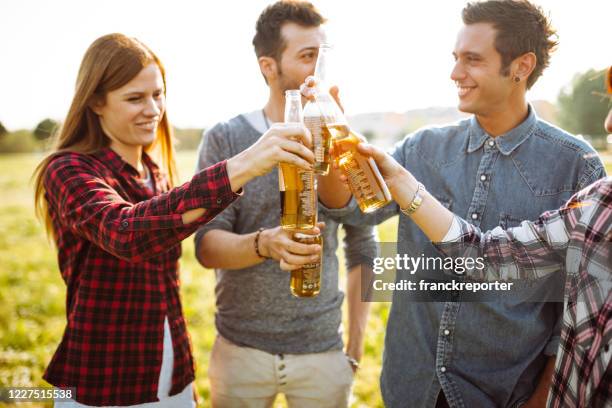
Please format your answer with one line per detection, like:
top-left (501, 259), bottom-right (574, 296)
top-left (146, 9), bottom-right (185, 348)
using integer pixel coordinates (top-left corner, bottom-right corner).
top-left (253, 0), bottom-right (326, 62)
top-left (462, 0), bottom-right (558, 89)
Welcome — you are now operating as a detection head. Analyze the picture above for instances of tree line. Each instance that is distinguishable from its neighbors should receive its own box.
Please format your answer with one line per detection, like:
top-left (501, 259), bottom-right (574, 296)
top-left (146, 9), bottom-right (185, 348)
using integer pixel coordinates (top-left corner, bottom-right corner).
top-left (0, 68), bottom-right (609, 154)
top-left (0, 119), bottom-right (204, 153)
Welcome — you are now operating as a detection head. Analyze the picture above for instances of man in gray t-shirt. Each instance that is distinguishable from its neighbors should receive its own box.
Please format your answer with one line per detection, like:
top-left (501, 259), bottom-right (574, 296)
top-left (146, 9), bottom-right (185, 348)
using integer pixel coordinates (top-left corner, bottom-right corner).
top-left (194, 2), bottom-right (377, 407)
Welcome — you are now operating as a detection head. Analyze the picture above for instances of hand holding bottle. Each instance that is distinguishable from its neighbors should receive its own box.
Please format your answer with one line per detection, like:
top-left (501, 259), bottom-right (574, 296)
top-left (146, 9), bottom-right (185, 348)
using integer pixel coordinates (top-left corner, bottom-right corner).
top-left (353, 142), bottom-right (418, 210)
top-left (300, 75), bottom-right (344, 113)
top-left (226, 123), bottom-right (314, 192)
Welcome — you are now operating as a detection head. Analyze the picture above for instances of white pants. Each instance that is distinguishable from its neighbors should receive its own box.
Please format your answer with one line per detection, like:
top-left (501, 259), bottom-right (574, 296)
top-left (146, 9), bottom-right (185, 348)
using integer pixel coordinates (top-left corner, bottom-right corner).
top-left (208, 335), bottom-right (354, 408)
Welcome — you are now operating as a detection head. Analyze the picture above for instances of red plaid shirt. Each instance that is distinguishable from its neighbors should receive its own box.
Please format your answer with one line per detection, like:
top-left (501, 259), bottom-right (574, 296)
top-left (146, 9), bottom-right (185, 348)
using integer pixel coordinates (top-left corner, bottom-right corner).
top-left (42, 147), bottom-right (239, 406)
top-left (437, 177), bottom-right (611, 407)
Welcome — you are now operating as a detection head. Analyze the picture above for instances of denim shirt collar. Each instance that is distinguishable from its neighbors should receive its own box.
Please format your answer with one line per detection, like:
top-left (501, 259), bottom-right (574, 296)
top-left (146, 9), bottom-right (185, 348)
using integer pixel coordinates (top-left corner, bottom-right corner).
top-left (467, 104), bottom-right (538, 155)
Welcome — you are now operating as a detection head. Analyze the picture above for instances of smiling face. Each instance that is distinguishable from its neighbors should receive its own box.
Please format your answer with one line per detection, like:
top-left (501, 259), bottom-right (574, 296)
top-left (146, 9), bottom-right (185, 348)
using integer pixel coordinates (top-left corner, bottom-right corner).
top-left (451, 23), bottom-right (517, 116)
top-left (93, 63), bottom-right (165, 151)
top-left (275, 22), bottom-right (326, 93)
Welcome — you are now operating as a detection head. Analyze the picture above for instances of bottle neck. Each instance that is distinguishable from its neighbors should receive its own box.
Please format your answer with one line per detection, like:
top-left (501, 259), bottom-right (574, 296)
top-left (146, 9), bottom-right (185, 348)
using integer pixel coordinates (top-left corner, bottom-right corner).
top-left (314, 48), bottom-right (330, 89)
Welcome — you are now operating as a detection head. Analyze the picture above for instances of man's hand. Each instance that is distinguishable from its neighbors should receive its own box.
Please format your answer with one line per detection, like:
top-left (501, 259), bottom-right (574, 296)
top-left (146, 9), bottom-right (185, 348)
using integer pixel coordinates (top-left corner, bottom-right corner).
top-left (260, 222), bottom-right (325, 271)
top-left (300, 76), bottom-right (345, 113)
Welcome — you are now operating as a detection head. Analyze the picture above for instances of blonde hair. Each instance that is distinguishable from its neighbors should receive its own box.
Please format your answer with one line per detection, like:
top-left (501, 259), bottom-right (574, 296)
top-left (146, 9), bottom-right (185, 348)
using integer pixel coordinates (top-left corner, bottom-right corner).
top-left (33, 33), bottom-right (178, 239)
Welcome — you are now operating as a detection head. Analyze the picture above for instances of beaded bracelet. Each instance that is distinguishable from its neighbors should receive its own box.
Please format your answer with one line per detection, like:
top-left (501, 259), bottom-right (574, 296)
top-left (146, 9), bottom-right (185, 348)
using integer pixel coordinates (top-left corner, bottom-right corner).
top-left (254, 228), bottom-right (268, 259)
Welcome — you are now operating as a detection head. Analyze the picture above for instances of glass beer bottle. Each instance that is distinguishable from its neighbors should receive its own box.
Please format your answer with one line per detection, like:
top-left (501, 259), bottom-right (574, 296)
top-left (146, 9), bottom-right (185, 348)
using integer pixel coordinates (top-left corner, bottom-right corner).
top-left (331, 128), bottom-right (392, 213)
top-left (303, 44), bottom-right (345, 175)
top-left (290, 232), bottom-right (322, 297)
top-left (279, 90), bottom-right (317, 230)
top-left (304, 44), bottom-right (391, 213)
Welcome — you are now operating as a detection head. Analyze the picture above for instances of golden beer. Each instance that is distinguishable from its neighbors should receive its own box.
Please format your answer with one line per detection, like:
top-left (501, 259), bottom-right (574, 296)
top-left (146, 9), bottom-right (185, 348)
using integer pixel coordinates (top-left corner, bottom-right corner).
top-left (329, 126), bottom-right (392, 213)
top-left (279, 163), bottom-right (317, 230)
top-left (303, 43), bottom-right (345, 176)
top-left (290, 232), bottom-right (323, 297)
top-left (280, 89), bottom-right (317, 230)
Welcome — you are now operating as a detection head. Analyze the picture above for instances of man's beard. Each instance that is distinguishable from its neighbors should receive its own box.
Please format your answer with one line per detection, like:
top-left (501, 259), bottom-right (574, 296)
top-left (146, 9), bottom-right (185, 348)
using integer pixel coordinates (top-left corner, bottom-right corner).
top-left (277, 69), bottom-right (303, 93)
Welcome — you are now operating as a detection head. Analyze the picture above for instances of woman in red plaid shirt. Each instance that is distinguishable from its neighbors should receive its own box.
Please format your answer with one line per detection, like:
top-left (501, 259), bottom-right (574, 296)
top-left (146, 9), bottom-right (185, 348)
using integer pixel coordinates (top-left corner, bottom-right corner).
top-left (32, 33), bottom-right (315, 407)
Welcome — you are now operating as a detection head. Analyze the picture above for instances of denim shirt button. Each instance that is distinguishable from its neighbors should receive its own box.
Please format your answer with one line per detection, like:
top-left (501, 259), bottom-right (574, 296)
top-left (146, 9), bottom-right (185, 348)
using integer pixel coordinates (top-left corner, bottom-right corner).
top-left (480, 174), bottom-right (487, 181)
top-left (443, 329), bottom-right (450, 336)
top-left (488, 139), bottom-right (495, 147)
top-left (440, 366), bottom-right (447, 373)
top-left (471, 213), bottom-right (478, 220)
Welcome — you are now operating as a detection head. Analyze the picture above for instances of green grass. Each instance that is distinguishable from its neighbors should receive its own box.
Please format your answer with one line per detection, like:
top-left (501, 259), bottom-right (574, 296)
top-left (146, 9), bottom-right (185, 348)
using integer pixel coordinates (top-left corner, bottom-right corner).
top-left (0, 151), bottom-right (610, 408)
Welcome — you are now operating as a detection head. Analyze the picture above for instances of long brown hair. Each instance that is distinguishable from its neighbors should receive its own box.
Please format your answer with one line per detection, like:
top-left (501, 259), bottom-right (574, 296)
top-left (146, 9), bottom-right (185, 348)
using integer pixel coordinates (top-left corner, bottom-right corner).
top-left (33, 33), bottom-right (178, 239)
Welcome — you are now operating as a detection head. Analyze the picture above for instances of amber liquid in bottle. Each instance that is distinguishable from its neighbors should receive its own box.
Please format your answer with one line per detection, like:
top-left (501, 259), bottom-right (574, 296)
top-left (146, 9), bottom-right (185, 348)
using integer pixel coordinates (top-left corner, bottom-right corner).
top-left (290, 233), bottom-right (323, 297)
top-left (280, 89), bottom-right (318, 230)
top-left (279, 164), bottom-right (317, 230)
top-left (328, 124), bottom-right (392, 213)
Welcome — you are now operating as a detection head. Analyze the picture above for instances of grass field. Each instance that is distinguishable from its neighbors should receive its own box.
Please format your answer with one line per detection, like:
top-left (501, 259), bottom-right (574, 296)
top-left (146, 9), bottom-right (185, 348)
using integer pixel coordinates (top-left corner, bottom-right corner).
top-left (1, 151), bottom-right (610, 408)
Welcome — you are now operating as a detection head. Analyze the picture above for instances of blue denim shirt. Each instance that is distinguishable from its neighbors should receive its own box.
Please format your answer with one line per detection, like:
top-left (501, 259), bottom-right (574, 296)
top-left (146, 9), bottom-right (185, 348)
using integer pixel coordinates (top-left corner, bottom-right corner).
top-left (331, 106), bottom-right (606, 407)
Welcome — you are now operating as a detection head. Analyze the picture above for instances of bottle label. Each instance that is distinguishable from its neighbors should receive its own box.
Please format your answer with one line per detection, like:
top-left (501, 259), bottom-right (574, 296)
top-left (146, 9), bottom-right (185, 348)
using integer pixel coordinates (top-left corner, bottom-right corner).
top-left (301, 264), bottom-right (320, 290)
top-left (304, 116), bottom-right (324, 163)
top-left (299, 170), bottom-right (314, 216)
top-left (342, 154), bottom-right (376, 201)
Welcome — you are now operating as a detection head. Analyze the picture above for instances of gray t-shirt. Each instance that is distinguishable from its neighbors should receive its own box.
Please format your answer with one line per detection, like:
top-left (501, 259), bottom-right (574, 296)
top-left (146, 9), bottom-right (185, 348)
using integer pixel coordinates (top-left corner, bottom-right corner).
top-left (194, 113), bottom-right (378, 354)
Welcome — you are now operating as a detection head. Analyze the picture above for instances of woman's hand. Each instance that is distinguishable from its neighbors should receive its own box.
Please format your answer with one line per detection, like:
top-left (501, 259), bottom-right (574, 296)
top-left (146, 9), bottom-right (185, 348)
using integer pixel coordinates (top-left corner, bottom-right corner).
top-left (226, 123), bottom-right (314, 191)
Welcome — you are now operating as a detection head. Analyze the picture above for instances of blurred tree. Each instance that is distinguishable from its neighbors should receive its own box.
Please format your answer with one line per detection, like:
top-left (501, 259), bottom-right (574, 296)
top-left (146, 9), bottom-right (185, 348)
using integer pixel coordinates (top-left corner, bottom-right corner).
top-left (557, 68), bottom-right (609, 138)
top-left (174, 127), bottom-right (204, 151)
top-left (0, 121), bottom-right (7, 137)
top-left (33, 118), bottom-right (59, 141)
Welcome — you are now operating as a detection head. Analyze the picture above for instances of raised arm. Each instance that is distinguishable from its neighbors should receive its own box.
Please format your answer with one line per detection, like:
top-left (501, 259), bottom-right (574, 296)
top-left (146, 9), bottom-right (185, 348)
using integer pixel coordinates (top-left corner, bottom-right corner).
top-left (195, 123), bottom-right (321, 271)
top-left (44, 154), bottom-right (239, 263)
top-left (355, 142), bottom-right (598, 282)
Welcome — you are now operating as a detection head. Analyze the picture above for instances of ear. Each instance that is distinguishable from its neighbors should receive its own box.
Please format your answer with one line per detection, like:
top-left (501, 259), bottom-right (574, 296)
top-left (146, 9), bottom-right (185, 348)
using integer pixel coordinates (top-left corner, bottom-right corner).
top-left (258, 56), bottom-right (278, 83)
top-left (512, 52), bottom-right (537, 83)
top-left (89, 95), bottom-right (105, 116)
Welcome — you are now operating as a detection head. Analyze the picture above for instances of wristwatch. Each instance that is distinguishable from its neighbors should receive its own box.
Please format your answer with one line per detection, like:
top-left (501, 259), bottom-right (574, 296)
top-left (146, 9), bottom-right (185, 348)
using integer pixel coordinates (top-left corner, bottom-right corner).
top-left (400, 182), bottom-right (425, 216)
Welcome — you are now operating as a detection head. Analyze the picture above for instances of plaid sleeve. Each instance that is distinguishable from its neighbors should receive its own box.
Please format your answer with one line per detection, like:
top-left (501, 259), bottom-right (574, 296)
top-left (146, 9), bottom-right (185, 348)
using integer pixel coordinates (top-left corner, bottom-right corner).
top-left (434, 180), bottom-right (610, 282)
top-left (434, 208), bottom-right (579, 282)
top-left (44, 154), bottom-right (239, 262)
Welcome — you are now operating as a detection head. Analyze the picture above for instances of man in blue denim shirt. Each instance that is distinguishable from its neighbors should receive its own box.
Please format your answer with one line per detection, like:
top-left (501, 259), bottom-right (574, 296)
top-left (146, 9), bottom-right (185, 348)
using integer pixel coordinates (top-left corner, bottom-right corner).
top-left (314, 1), bottom-right (607, 407)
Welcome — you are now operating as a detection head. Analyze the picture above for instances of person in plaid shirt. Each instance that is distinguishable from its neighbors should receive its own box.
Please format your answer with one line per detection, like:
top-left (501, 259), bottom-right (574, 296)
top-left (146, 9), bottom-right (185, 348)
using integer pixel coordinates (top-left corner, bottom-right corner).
top-left (32, 33), bottom-right (315, 407)
top-left (348, 66), bottom-right (611, 407)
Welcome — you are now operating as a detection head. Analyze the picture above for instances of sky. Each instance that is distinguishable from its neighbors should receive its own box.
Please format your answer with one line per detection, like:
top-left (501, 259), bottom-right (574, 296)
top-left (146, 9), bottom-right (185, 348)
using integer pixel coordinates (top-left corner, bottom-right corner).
top-left (0, 0), bottom-right (610, 130)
